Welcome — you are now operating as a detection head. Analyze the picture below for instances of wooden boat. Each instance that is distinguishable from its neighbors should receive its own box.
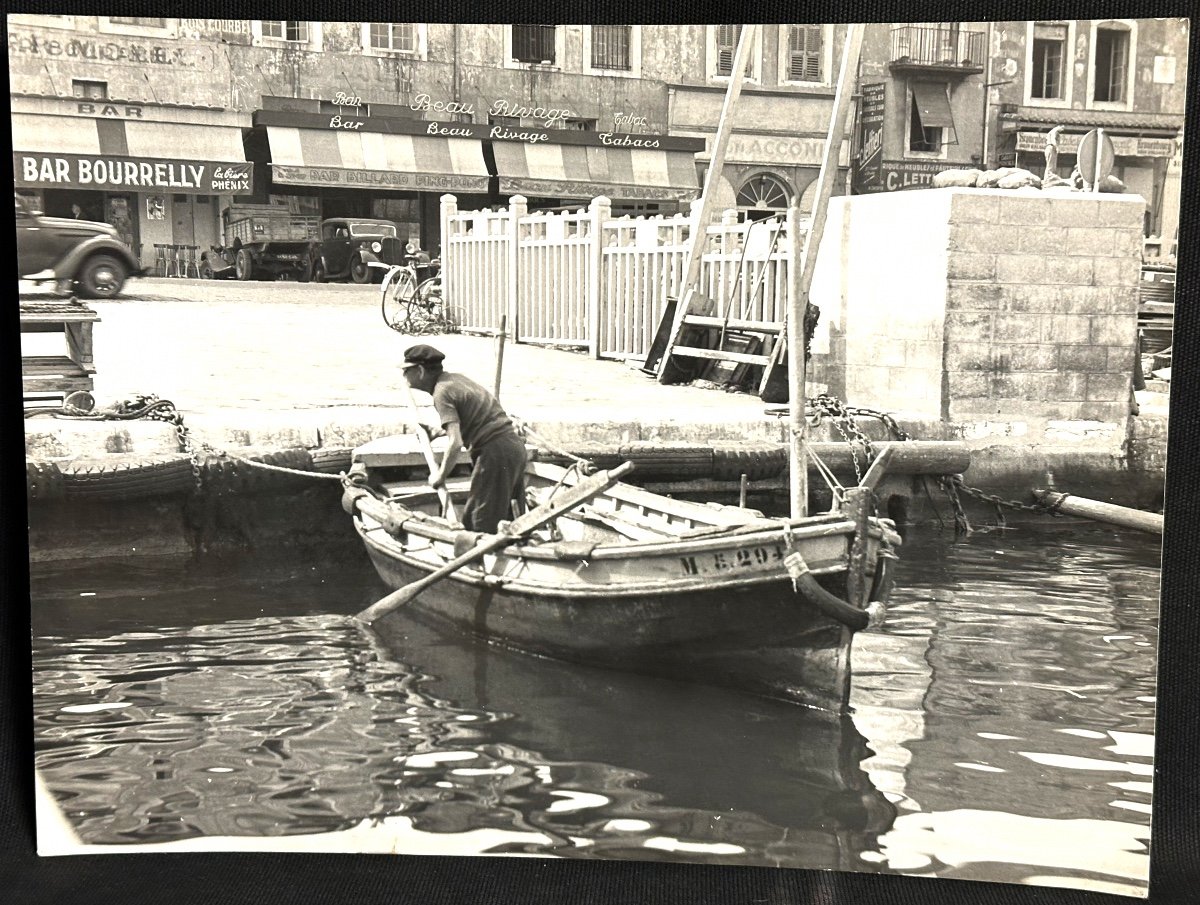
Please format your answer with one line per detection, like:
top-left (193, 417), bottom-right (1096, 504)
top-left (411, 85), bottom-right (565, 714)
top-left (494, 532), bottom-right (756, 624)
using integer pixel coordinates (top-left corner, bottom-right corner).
top-left (342, 436), bottom-right (901, 713)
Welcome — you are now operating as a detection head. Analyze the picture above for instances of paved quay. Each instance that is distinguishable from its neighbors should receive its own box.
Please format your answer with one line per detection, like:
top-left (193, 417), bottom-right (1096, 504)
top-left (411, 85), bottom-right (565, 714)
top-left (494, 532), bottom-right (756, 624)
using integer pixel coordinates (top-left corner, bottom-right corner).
top-left (22, 277), bottom-right (819, 460)
top-left (22, 277), bottom-right (1168, 499)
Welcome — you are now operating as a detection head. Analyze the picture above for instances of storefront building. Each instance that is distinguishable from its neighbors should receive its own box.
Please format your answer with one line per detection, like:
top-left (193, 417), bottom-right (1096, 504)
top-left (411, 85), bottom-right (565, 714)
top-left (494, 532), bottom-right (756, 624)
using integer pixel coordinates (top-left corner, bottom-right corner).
top-left (988, 18), bottom-right (1187, 253)
top-left (851, 22), bottom-right (990, 194)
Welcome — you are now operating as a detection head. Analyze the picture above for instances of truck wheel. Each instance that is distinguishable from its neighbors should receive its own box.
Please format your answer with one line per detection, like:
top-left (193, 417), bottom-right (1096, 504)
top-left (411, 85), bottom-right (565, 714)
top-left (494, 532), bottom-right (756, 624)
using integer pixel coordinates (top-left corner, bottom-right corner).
top-left (350, 260), bottom-right (372, 284)
top-left (235, 248), bottom-right (255, 280)
top-left (76, 254), bottom-right (127, 299)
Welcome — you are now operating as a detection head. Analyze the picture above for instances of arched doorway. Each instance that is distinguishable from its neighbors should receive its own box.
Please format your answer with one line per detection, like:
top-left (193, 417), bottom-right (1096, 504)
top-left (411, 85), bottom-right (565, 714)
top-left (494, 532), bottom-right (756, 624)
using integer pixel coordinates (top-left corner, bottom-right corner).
top-left (736, 172), bottom-right (792, 221)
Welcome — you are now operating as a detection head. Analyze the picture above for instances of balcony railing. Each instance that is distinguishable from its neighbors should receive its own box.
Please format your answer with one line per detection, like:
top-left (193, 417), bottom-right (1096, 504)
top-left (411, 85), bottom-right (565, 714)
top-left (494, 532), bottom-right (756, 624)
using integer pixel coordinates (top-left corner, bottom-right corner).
top-left (889, 26), bottom-right (985, 73)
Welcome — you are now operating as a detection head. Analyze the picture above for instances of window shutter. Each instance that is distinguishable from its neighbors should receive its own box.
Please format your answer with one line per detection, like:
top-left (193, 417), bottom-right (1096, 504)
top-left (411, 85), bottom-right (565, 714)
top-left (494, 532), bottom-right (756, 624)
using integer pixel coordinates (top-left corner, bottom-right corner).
top-left (789, 25), bottom-right (822, 81)
top-left (717, 25), bottom-right (740, 75)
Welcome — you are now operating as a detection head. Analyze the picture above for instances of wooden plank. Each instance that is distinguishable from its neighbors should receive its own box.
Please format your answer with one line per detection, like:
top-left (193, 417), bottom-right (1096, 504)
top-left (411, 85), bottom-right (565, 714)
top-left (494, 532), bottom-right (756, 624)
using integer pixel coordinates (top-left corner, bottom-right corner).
top-left (670, 346), bottom-right (770, 365)
top-left (683, 316), bottom-right (784, 334)
top-left (22, 355), bottom-right (88, 377)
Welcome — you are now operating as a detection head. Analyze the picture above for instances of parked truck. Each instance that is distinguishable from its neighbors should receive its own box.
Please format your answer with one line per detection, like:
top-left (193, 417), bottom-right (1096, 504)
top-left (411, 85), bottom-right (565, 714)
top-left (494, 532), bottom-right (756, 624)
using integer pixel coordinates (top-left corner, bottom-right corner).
top-left (200, 204), bottom-right (320, 281)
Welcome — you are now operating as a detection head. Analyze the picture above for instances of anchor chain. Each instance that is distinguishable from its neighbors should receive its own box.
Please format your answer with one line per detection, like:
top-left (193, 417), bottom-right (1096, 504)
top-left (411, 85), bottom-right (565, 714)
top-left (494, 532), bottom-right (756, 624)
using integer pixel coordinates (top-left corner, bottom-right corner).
top-left (807, 395), bottom-right (1063, 531)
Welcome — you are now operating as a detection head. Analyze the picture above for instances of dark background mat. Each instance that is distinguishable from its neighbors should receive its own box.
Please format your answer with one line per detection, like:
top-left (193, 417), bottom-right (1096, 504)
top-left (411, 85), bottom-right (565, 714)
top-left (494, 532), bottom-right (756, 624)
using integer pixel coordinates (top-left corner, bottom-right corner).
top-left (3, 0), bottom-right (1196, 902)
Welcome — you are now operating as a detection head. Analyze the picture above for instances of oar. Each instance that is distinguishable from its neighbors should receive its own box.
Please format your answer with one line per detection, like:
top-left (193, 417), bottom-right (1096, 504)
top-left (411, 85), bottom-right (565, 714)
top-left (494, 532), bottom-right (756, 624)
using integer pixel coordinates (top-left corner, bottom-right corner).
top-left (357, 461), bottom-right (636, 625)
top-left (403, 382), bottom-right (456, 521)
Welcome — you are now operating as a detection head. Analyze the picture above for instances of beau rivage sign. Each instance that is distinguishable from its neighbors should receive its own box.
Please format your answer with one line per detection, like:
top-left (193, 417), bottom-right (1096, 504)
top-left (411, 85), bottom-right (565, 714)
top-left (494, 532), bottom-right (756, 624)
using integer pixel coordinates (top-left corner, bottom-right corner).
top-left (252, 109), bottom-right (703, 153)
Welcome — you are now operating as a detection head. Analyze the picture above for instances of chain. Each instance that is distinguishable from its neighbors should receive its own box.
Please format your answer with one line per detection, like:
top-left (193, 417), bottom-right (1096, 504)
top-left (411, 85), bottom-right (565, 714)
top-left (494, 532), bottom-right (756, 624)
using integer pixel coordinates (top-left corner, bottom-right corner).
top-left (939, 474), bottom-right (1057, 515)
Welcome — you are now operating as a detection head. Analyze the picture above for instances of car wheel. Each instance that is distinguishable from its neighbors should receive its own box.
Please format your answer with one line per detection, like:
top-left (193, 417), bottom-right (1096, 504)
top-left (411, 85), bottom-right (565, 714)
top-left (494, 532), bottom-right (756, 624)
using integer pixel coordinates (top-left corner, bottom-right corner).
top-left (198, 260), bottom-right (215, 280)
top-left (235, 248), bottom-right (254, 281)
top-left (76, 254), bottom-right (127, 299)
top-left (350, 260), bottom-right (372, 284)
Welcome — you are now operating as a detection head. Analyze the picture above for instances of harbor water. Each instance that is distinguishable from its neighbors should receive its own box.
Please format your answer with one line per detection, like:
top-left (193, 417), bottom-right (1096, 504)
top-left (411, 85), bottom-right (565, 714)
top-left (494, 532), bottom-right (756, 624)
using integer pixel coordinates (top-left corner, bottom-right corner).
top-left (30, 520), bottom-right (1158, 896)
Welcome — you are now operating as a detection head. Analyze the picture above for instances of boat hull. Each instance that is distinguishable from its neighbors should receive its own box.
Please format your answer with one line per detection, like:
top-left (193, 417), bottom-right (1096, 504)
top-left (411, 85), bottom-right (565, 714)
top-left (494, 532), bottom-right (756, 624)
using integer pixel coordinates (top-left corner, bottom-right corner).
top-left (356, 515), bottom-right (886, 712)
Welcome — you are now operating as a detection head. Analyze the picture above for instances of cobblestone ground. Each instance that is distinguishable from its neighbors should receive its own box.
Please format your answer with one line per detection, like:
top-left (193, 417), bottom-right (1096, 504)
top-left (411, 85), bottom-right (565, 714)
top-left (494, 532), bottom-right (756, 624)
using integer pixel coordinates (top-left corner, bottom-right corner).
top-left (20, 277), bottom-right (780, 442)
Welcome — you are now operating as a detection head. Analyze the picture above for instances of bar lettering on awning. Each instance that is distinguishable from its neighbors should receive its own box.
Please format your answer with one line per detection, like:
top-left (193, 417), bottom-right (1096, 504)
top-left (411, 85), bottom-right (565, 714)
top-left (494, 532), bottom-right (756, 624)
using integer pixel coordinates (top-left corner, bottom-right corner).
top-left (15, 154), bottom-right (253, 193)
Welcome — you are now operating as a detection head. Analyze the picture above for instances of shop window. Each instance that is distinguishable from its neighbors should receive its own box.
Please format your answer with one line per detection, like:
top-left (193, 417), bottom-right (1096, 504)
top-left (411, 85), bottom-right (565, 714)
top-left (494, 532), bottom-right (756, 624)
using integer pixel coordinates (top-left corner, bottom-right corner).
top-left (262, 21), bottom-right (309, 43)
top-left (366, 23), bottom-right (422, 55)
top-left (736, 173), bottom-right (791, 214)
top-left (72, 79), bottom-right (108, 100)
top-left (787, 25), bottom-right (823, 82)
top-left (591, 26), bottom-right (631, 71)
top-left (511, 25), bottom-right (557, 64)
top-left (1093, 24), bottom-right (1131, 103)
top-left (1031, 23), bottom-right (1067, 99)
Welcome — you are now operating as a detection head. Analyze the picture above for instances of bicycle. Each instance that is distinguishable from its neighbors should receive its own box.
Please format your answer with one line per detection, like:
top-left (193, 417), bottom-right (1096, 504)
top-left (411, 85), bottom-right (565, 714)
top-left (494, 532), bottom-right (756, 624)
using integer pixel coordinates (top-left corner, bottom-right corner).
top-left (378, 245), bottom-right (462, 335)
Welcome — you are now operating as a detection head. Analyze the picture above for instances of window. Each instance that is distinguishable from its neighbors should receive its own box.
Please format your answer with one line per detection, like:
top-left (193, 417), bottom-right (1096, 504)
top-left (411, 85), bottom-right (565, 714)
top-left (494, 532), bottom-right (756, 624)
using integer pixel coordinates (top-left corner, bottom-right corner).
top-left (907, 82), bottom-right (955, 156)
top-left (511, 25), bottom-right (556, 64)
top-left (1094, 25), bottom-right (1130, 103)
top-left (787, 25), bottom-right (823, 82)
top-left (910, 97), bottom-right (941, 152)
top-left (72, 79), bottom-right (108, 100)
top-left (560, 118), bottom-right (597, 131)
top-left (591, 25), bottom-right (631, 71)
top-left (737, 173), bottom-right (791, 215)
top-left (262, 21), bottom-right (309, 42)
top-left (110, 17), bottom-right (166, 28)
top-left (716, 25), bottom-right (740, 76)
top-left (368, 23), bottom-right (418, 53)
top-left (1031, 23), bottom-right (1067, 99)
top-left (712, 25), bottom-right (758, 81)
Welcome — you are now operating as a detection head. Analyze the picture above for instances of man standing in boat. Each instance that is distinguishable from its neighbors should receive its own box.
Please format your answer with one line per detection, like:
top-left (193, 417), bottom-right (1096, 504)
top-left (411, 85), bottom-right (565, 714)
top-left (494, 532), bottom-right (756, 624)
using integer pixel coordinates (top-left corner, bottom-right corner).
top-left (401, 343), bottom-right (528, 534)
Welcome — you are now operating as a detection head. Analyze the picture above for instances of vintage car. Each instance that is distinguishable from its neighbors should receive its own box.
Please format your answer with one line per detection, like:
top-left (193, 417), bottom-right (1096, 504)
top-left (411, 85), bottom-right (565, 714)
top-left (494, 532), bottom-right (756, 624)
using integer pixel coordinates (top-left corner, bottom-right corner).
top-left (309, 217), bottom-right (404, 284)
top-left (15, 194), bottom-right (144, 298)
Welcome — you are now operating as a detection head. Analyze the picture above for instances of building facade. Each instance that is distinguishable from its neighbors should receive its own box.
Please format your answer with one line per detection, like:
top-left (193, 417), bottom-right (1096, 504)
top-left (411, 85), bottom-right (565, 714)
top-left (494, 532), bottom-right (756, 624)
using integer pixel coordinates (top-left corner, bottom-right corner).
top-left (850, 19), bottom-right (1188, 255)
top-left (8, 17), bottom-right (859, 258)
top-left (9, 17), bottom-right (1186, 261)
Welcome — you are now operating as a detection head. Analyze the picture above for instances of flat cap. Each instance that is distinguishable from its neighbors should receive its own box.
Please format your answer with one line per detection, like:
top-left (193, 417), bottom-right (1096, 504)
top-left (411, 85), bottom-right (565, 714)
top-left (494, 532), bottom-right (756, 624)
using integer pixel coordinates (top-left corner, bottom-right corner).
top-left (402, 343), bottom-right (446, 367)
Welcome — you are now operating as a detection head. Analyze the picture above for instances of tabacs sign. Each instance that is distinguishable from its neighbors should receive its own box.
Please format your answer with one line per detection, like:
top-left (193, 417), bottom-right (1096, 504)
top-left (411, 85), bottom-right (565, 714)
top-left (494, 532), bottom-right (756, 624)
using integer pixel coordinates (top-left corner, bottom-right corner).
top-left (15, 154), bottom-right (253, 193)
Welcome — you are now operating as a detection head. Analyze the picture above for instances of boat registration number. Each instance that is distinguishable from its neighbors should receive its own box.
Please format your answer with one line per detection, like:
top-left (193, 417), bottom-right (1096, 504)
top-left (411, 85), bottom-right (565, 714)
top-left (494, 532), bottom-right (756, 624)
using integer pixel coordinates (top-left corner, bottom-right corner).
top-left (680, 544), bottom-right (785, 576)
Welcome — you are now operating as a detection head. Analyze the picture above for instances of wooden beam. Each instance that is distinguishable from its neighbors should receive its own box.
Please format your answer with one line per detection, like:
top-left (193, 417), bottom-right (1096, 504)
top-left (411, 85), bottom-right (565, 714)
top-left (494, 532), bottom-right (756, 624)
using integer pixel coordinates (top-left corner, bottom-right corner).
top-left (782, 22), bottom-right (865, 518)
top-left (657, 24), bottom-right (759, 383)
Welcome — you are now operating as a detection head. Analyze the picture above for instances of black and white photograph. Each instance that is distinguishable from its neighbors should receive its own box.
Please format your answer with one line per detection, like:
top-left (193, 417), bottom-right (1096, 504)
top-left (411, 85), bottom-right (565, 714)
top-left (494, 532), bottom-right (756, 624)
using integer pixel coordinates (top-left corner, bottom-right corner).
top-left (8, 10), bottom-right (1195, 902)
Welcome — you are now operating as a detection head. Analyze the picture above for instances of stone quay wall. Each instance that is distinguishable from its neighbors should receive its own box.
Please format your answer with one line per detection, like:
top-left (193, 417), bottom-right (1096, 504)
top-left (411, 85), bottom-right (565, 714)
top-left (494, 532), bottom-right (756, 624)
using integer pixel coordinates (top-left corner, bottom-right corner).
top-left (811, 187), bottom-right (1145, 443)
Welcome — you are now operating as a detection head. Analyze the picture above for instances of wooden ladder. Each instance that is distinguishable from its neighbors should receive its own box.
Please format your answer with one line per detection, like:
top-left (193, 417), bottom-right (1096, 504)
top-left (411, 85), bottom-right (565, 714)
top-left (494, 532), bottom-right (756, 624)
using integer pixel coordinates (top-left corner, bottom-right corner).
top-left (657, 289), bottom-right (782, 386)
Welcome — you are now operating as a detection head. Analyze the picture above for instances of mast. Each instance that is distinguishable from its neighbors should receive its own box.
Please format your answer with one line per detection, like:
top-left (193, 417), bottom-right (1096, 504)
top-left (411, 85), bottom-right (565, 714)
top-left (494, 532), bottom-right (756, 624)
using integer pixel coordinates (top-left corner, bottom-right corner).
top-left (657, 24), bottom-right (759, 382)
top-left (788, 23), bottom-right (864, 518)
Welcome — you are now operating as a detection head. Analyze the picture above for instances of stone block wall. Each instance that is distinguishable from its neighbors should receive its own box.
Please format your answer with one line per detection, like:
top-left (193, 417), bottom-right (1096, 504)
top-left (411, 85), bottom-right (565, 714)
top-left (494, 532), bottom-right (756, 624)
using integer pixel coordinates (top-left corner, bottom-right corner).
top-left (943, 190), bottom-right (1144, 424)
top-left (810, 188), bottom-right (1145, 433)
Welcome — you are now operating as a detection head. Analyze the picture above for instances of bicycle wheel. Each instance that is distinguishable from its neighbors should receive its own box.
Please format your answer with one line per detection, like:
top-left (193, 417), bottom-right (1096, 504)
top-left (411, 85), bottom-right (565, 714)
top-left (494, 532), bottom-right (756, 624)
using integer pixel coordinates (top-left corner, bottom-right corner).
top-left (381, 268), bottom-right (418, 332)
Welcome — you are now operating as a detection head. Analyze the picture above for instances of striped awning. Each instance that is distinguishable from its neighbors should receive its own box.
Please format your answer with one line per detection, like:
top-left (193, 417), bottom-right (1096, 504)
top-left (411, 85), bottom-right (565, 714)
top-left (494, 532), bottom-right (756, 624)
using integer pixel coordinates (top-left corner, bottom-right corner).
top-left (265, 126), bottom-right (490, 193)
top-left (493, 141), bottom-right (699, 202)
top-left (12, 114), bottom-right (253, 193)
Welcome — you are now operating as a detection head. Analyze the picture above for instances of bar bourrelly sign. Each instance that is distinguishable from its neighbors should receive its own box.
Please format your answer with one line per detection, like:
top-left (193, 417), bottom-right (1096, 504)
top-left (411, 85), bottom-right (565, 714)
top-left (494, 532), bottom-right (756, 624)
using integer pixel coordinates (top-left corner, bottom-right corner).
top-left (14, 154), bottom-right (254, 193)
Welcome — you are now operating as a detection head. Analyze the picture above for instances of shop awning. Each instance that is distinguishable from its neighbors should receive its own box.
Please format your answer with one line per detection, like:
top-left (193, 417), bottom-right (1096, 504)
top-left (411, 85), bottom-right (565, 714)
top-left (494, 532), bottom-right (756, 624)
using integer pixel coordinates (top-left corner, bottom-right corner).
top-left (11, 114), bottom-right (253, 193)
top-left (911, 82), bottom-right (955, 129)
top-left (493, 141), bottom-right (699, 202)
top-left (265, 126), bottom-right (490, 193)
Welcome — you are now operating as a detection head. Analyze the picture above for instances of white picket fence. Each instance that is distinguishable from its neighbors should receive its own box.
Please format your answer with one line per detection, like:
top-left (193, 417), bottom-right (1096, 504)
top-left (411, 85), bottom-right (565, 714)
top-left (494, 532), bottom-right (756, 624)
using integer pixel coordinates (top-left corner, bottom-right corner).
top-left (439, 194), bottom-right (802, 361)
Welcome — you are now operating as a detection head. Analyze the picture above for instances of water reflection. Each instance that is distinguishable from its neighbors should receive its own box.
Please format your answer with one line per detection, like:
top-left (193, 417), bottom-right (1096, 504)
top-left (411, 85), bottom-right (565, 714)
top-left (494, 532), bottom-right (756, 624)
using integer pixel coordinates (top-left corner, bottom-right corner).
top-left (33, 568), bottom-right (894, 869)
top-left (30, 520), bottom-right (1158, 895)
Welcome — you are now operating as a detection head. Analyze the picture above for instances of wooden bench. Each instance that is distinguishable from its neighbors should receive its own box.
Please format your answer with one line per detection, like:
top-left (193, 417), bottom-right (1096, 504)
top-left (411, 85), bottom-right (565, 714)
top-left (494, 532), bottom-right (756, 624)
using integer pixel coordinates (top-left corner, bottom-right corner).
top-left (20, 300), bottom-right (100, 407)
